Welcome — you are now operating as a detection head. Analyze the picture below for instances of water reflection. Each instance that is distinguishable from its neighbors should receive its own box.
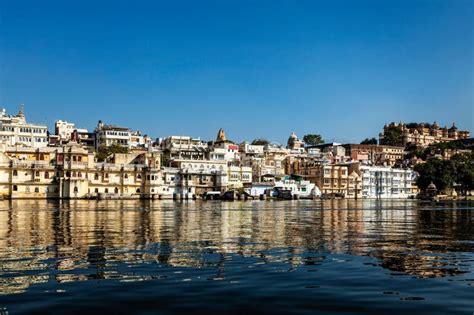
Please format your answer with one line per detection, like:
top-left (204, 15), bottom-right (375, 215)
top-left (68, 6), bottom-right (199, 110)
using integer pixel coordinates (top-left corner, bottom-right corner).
top-left (0, 200), bottom-right (472, 296)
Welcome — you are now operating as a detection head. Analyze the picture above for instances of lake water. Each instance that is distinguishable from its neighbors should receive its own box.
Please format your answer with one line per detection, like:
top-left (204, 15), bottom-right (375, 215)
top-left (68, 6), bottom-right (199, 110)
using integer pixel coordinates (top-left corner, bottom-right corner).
top-left (0, 200), bottom-right (472, 314)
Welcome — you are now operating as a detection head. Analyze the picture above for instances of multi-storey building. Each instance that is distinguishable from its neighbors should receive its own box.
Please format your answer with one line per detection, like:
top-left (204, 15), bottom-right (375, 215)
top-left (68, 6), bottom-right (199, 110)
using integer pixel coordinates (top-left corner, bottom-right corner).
top-left (0, 143), bottom-right (167, 199)
top-left (0, 106), bottom-right (48, 148)
top-left (379, 122), bottom-right (470, 147)
top-left (343, 144), bottom-right (406, 166)
top-left (160, 135), bottom-right (208, 165)
top-left (291, 160), bottom-right (362, 198)
top-left (287, 132), bottom-right (305, 154)
top-left (55, 120), bottom-right (75, 141)
top-left (208, 128), bottom-right (240, 163)
top-left (94, 120), bottom-right (132, 149)
top-left (353, 165), bottom-right (417, 199)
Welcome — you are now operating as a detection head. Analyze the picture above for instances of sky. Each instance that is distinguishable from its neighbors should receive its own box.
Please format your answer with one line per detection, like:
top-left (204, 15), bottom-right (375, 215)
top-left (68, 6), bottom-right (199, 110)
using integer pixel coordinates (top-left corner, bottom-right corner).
top-left (0, 0), bottom-right (472, 144)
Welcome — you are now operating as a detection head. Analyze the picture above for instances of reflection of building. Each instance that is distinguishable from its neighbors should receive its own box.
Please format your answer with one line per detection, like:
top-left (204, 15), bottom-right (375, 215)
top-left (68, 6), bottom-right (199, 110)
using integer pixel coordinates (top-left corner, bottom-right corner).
top-left (0, 199), bottom-right (469, 295)
top-left (0, 106), bottom-right (48, 148)
top-left (0, 199), bottom-right (468, 296)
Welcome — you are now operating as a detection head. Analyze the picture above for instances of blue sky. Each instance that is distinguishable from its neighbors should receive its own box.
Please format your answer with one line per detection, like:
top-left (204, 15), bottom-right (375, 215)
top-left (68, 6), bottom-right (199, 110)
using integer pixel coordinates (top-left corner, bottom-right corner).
top-left (0, 0), bottom-right (472, 144)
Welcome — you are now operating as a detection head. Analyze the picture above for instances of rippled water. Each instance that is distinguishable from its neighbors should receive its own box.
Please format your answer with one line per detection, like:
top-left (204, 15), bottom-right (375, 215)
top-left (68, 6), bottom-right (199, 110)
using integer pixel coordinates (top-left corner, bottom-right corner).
top-left (0, 200), bottom-right (472, 314)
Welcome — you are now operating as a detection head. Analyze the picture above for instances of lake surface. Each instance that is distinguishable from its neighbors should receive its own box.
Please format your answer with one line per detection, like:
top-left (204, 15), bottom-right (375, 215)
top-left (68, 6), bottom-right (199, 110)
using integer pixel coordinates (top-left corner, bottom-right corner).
top-left (0, 200), bottom-right (472, 315)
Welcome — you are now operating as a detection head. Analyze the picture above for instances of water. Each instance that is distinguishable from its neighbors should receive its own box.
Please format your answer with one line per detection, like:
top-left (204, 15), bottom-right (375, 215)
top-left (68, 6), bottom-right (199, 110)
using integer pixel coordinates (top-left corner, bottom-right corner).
top-left (0, 200), bottom-right (472, 315)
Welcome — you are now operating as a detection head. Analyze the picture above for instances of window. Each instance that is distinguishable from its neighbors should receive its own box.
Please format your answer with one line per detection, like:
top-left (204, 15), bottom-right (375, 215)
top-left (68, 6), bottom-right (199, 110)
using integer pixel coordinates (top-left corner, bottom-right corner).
top-left (66, 171), bottom-right (71, 177)
top-left (94, 173), bottom-right (99, 180)
top-left (73, 187), bottom-right (78, 193)
top-left (45, 172), bottom-right (49, 179)
top-left (13, 185), bottom-right (18, 191)
top-left (34, 187), bottom-right (39, 193)
top-left (95, 188), bottom-right (99, 193)
top-left (136, 188), bottom-right (141, 193)
top-left (105, 173), bottom-right (109, 179)
top-left (114, 187), bottom-right (119, 194)
top-left (13, 170), bottom-right (17, 176)
top-left (105, 188), bottom-right (109, 193)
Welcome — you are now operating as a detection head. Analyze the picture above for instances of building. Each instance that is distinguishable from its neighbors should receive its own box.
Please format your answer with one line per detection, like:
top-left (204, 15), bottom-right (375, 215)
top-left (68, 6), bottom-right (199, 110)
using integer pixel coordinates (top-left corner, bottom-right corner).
top-left (343, 144), bottom-right (406, 166)
top-left (287, 132), bottom-right (305, 153)
top-left (55, 120), bottom-right (75, 141)
top-left (290, 160), bottom-right (362, 198)
top-left (160, 136), bottom-right (208, 166)
top-left (0, 143), bottom-right (166, 199)
top-left (94, 120), bottom-right (132, 149)
top-left (379, 122), bottom-right (470, 147)
top-left (208, 128), bottom-right (240, 163)
top-left (305, 143), bottom-right (348, 164)
top-left (0, 106), bottom-right (48, 148)
top-left (353, 165), bottom-right (417, 199)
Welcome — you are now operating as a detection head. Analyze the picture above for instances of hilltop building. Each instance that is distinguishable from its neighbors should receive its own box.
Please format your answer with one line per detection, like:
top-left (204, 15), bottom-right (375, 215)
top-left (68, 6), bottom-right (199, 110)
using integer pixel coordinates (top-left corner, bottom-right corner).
top-left (379, 122), bottom-right (470, 147)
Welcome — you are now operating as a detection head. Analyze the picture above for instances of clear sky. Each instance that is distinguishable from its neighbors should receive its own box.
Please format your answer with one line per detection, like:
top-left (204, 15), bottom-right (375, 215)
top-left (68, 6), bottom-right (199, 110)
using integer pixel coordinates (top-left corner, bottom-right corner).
top-left (0, 0), bottom-right (472, 144)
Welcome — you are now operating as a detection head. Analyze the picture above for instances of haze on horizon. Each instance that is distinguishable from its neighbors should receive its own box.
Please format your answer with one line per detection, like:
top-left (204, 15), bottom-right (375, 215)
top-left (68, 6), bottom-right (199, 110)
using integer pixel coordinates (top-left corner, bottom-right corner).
top-left (0, 0), bottom-right (472, 144)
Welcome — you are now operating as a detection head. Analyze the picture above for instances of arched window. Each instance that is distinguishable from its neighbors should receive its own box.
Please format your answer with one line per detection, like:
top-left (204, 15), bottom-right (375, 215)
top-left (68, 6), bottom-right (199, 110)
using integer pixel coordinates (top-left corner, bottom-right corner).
top-left (45, 172), bottom-right (49, 179)
top-left (105, 188), bottom-right (109, 193)
top-left (13, 170), bottom-right (17, 176)
top-left (73, 187), bottom-right (78, 193)
top-left (94, 173), bottom-right (99, 180)
top-left (34, 187), bottom-right (39, 193)
top-left (95, 188), bottom-right (99, 193)
top-left (124, 174), bottom-right (128, 179)
top-left (78, 172), bottom-right (82, 178)
top-left (114, 187), bottom-right (119, 194)
top-left (13, 185), bottom-right (18, 191)
top-left (136, 188), bottom-right (141, 193)
top-left (137, 174), bottom-right (142, 179)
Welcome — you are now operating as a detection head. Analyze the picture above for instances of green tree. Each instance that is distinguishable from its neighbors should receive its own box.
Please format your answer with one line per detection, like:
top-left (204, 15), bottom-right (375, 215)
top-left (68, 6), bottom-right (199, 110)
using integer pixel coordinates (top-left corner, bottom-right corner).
top-left (414, 158), bottom-right (456, 193)
top-left (96, 144), bottom-right (129, 162)
top-left (303, 134), bottom-right (324, 146)
top-left (380, 125), bottom-right (403, 146)
top-left (451, 152), bottom-right (474, 196)
top-left (251, 138), bottom-right (270, 146)
top-left (360, 137), bottom-right (377, 145)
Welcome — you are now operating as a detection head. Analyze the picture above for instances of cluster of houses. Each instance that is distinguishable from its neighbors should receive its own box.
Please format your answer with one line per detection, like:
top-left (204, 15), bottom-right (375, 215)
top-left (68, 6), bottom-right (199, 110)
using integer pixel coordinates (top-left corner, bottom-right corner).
top-left (0, 105), bottom-right (470, 200)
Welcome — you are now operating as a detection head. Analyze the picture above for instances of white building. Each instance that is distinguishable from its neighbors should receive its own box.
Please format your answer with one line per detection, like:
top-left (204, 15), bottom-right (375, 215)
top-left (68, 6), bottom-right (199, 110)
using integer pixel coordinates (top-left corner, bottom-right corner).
top-left (0, 106), bottom-right (48, 148)
top-left (359, 165), bottom-right (416, 199)
top-left (55, 120), bottom-right (75, 141)
top-left (94, 120), bottom-right (131, 148)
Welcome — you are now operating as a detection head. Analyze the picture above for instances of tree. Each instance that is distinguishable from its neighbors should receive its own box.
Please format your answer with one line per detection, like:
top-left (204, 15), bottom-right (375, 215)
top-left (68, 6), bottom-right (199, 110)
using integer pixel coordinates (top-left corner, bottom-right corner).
top-left (414, 158), bottom-right (456, 193)
top-left (251, 138), bottom-right (270, 146)
top-left (360, 137), bottom-right (377, 145)
top-left (380, 125), bottom-right (403, 146)
top-left (303, 134), bottom-right (324, 146)
top-left (451, 152), bottom-right (474, 196)
top-left (96, 144), bottom-right (129, 162)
